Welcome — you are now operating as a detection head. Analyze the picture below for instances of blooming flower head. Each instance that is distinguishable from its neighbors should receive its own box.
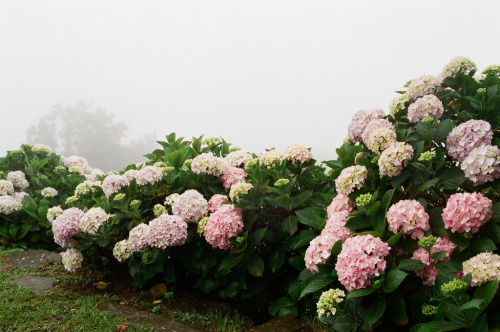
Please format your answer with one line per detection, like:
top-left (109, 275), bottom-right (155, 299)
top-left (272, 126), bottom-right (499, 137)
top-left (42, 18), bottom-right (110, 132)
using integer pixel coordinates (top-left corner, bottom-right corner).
top-left (123, 169), bottom-right (139, 182)
top-left (317, 289), bottom-right (345, 318)
top-left (60, 248), bottom-right (83, 272)
top-left (406, 74), bottom-right (439, 100)
top-left (52, 207), bottom-right (84, 247)
top-left (128, 223), bottom-right (151, 252)
top-left (191, 153), bottom-right (228, 176)
top-left (41, 187), bottom-right (58, 198)
top-left (208, 194), bottom-right (228, 213)
top-left (378, 142), bottom-right (414, 177)
top-left (321, 210), bottom-right (352, 241)
top-left (221, 167), bottom-right (248, 190)
top-left (225, 151), bottom-right (253, 168)
top-left (335, 165), bottom-right (368, 195)
top-left (365, 127), bottom-right (397, 155)
top-left (327, 194), bottom-right (355, 218)
top-left (282, 144), bottom-right (313, 164)
top-left (68, 166), bottom-right (84, 175)
top-left (147, 214), bottom-right (188, 249)
top-left (102, 175), bottom-right (129, 197)
top-left (335, 235), bottom-right (390, 291)
top-left (386, 200), bottom-right (429, 239)
top-left (61, 155), bottom-right (92, 175)
top-left (259, 149), bottom-right (284, 168)
top-left (74, 180), bottom-right (101, 197)
top-left (47, 206), bottom-right (64, 222)
top-left (0, 195), bottom-right (22, 215)
top-left (172, 189), bottom-right (208, 223)
top-left (389, 94), bottom-right (410, 116)
top-left (442, 192), bottom-right (492, 233)
top-left (229, 182), bottom-right (253, 201)
top-left (32, 143), bottom-right (52, 155)
top-left (463, 252), bottom-right (500, 286)
top-left (113, 239), bottom-right (132, 263)
top-left (442, 56), bottom-right (477, 78)
top-left (7, 171), bottom-right (29, 190)
top-left (361, 119), bottom-right (394, 146)
top-left (12, 192), bottom-right (28, 204)
top-left (135, 166), bottom-right (163, 185)
top-left (407, 95), bottom-right (444, 123)
top-left (164, 193), bottom-right (180, 206)
top-left (305, 233), bottom-right (338, 273)
top-left (461, 145), bottom-right (500, 185)
top-left (446, 120), bottom-right (492, 162)
top-left (482, 64), bottom-right (500, 78)
top-left (204, 204), bottom-right (244, 249)
top-left (0, 180), bottom-right (14, 195)
top-left (79, 207), bottom-right (109, 234)
top-left (347, 109), bottom-right (385, 143)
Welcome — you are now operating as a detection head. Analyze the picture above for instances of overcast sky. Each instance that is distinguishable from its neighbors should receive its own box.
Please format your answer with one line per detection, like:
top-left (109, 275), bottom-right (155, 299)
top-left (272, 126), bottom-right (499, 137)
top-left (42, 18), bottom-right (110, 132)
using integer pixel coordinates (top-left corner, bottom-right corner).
top-left (1, 0), bottom-right (499, 163)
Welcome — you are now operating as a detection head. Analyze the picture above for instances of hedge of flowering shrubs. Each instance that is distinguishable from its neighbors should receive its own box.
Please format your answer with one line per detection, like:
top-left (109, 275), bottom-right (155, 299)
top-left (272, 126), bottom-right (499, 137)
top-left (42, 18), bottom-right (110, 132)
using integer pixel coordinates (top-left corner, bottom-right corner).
top-left (2, 57), bottom-right (500, 330)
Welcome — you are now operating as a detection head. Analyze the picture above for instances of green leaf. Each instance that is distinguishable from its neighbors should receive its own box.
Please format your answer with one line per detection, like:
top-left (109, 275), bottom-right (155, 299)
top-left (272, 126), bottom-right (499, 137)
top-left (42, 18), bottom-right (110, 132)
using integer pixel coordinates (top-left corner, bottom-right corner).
top-left (398, 259), bottom-right (426, 271)
top-left (472, 279), bottom-right (498, 316)
top-left (295, 207), bottom-right (324, 230)
top-left (250, 227), bottom-right (267, 248)
top-left (293, 230), bottom-right (316, 249)
top-left (299, 274), bottom-right (335, 299)
top-left (471, 237), bottom-right (497, 254)
top-left (248, 255), bottom-right (265, 277)
top-left (363, 298), bottom-right (386, 327)
top-left (458, 299), bottom-right (483, 312)
top-left (434, 119), bottom-right (454, 142)
top-left (345, 215), bottom-right (375, 229)
top-left (383, 269), bottom-right (407, 293)
top-left (268, 297), bottom-right (296, 316)
top-left (218, 253), bottom-right (245, 272)
top-left (346, 287), bottom-right (376, 299)
top-left (439, 167), bottom-right (465, 190)
top-left (282, 216), bottom-right (298, 235)
top-left (428, 207), bottom-right (445, 236)
top-left (291, 191), bottom-right (313, 209)
top-left (413, 321), bottom-right (465, 332)
top-left (386, 292), bottom-right (406, 323)
top-left (435, 260), bottom-right (462, 273)
top-left (418, 178), bottom-right (439, 192)
top-left (387, 231), bottom-right (403, 246)
top-left (366, 201), bottom-right (381, 216)
top-left (268, 247), bottom-right (286, 273)
top-left (430, 251), bottom-right (448, 261)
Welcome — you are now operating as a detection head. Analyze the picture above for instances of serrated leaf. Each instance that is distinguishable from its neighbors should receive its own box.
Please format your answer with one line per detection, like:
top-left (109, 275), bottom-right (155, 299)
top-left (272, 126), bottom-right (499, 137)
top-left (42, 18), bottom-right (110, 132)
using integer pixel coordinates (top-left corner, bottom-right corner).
top-left (295, 207), bottom-right (324, 230)
top-left (346, 287), bottom-right (376, 299)
top-left (430, 251), bottom-right (448, 261)
top-left (282, 216), bottom-right (298, 235)
top-left (248, 255), bottom-right (265, 277)
top-left (458, 299), bottom-right (483, 312)
top-left (383, 269), bottom-right (407, 293)
top-left (299, 274), bottom-right (335, 299)
top-left (398, 259), bottom-right (426, 271)
top-left (364, 298), bottom-right (386, 327)
top-left (418, 178), bottom-right (439, 192)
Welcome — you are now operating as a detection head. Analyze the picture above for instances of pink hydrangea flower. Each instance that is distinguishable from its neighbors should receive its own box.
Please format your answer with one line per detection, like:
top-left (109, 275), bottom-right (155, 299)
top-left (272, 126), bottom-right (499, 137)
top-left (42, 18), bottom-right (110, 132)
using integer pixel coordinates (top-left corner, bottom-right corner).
top-left (208, 194), bottom-right (228, 213)
top-left (335, 165), bottom-right (368, 195)
top-left (347, 109), bottom-right (385, 143)
top-left (305, 234), bottom-right (338, 273)
top-left (361, 119), bottom-right (394, 146)
top-left (259, 149), bottom-right (284, 168)
top-left (378, 142), bottom-right (414, 177)
top-left (365, 127), bottom-right (397, 155)
top-left (60, 248), bottom-right (84, 272)
top-left (6, 171), bottom-right (29, 190)
top-left (191, 153), bottom-right (228, 176)
top-left (463, 252), bottom-right (500, 286)
top-left (172, 189), bottom-right (208, 223)
top-left (386, 200), bottom-right (429, 239)
top-left (220, 167), bottom-right (248, 190)
top-left (79, 207), bottom-right (109, 234)
top-left (321, 211), bottom-right (352, 241)
top-left (461, 145), bottom-right (500, 186)
top-left (204, 204), bottom-right (244, 250)
top-left (282, 144), bottom-right (313, 163)
top-left (406, 74), bottom-right (439, 100)
top-left (327, 194), bottom-right (355, 218)
top-left (407, 95), bottom-right (444, 123)
top-left (61, 155), bottom-right (92, 175)
top-left (102, 174), bottom-right (130, 198)
top-left (135, 166), bottom-right (163, 185)
top-left (128, 223), bottom-right (150, 252)
top-left (442, 56), bottom-right (477, 78)
top-left (147, 214), bottom-right (188, 249)
top-left (52, 207), bottom-right (85, 248)
top-left (225, 151), bottom-right (253, 167)
top-left (442, 192), bottom-right (492, 233)
top-left (446, 120), bottom-right (492, 162)
top-left (335, 235), bottom-right (390, 291)
top-left (413, 235), bottom-right (458, 285)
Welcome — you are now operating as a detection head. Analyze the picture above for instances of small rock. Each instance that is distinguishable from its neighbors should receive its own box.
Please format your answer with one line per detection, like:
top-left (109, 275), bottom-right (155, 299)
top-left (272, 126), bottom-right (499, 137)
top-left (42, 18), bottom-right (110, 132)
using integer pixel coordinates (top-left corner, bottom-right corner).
top-left (10, 276), bottom-right (54, 294)
top-left (5, 249), bottom-right (61, 268)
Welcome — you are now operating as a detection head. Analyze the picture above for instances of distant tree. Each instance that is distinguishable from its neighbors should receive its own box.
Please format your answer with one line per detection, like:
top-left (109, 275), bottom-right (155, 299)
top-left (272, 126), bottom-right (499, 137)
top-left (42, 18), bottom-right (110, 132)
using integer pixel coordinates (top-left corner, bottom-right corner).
top-left (26, 101), bottom-right (156, 171)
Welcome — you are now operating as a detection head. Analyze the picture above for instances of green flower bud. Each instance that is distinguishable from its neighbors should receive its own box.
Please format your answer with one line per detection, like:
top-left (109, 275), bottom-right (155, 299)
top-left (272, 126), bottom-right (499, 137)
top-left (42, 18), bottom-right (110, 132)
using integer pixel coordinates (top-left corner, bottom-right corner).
top-left (422, 304), bottom-right (438, 316)
top-left (356, 193), bottom-right (373, 207)
top-left (153, 204), bottom-right (166, 217)
top-left (441, 279), bottom-right (468, 295)
top-left (65, 196), bottom-right (78, 205)
top-left (476, 88), bottom-right (487, 94)
top-left (130, 200), bottom-right (141, 208)
top-left (418, 151), bottom-right (436, 162)
top-left (245, 158), bottom-right (259, 168)
top-left (202, 137), bottom-right (221, 145)
top-left (371, 155), bottom-right (380, 164)
top-left (229, 146), bottom-right (241, 152)
top-left (421, 116), bottom-right (434, 124)
top-left (418, 235), bottom-right (437, 250)
top-left (197, 217), bottom-right (209, 235)
top-left (274, 178), bottom-right (290, 188)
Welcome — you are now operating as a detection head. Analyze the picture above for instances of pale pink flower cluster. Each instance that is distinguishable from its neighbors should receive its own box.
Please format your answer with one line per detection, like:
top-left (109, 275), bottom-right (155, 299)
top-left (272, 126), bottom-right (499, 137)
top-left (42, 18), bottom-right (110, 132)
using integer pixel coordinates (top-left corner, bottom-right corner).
top-left (47, 206), bottom-right (63, 222)
top-left (463, 252), bottom-right (500, 286)
top-left (0, 195), bottom-right (22, 215)
top-left (406, 75), bottom-right (439, 100)
top-left (74, 180), bottom-right (101, 197)
top-left (282, 144), bottom-right (313, 164)
top-left (32, 143), bottom-right (52, 155)
top-left (305, 234), bottom-right (338, 273)
top-left (446, 120), bottom-right (492, 162)
top-left (204, 204), bottom-right (244, 249)
top-left (147, 214), bottom-right (188, 249)
top-left (412, 236), bottom-right (457, 286)
top-left (85, 168), bottom-right (105, 181)
top-left (321, 210), bottom-right (352, 240)
top-left (208, 194), bottom-right (228, 213)
top-left (387, 200), bottom-right (429, 239)
top-left (229, 182), bottom-right (253, 201)
top-left (378, 142), bottom-right (414, 177)
top-left (335, 235), bottom-right (390, 291)
top-left (361, 119), bottom-right (394, 145)
top-left (0, 180), bottom-right (14, 195)
top-left (389, 94), bottom-right (410, 116)
top-left (60, 248), bottom-right (84, 272)
top-left (220, 167), bottom-right (248, 190)
top-left (79, 207), bottom-right (109, 234)
top-left (225, 151), bottom-right (253, 167)
top-left (128, 223), bottom-right (150, 252)
top-left (123, 169), bottom-right (139, 182)
top-left (335, 165), bottom-right (368, 195)
top-left (41, 187), bottom-right (58, 198)
top-left (442, 192), bottom-right (492, 233)
top-left (52, 207), bottom-right (85, 247)
top-left (365, 127), bottom-right (397, 155)
top-left (164, 193), bottom-right (179, 206)
top-left (113, 239), bottom-right (133, 262)
top-left (172, 189), bottom-right (208, 223)
top-left (461, 145), bottom-right (500, 185)
top-left (102, 175), bottom-right (130, 198)
top-left (347, 109), bottom-right (385, 143)
top-left (61, 155), bottom-right (92, 175)
top-left (326, 194), bottom-right (355, 218)
top-left (407, 95), bottom-right (444, 123)
top-left (135, 166), bottom-right (163, 185)
top-left (442, 56), bottom-right (477, 78)
top-left (191, 153), bottom-right (228, 176)
top-left (7, 171), bottom-right (29, 190)
top-left (12, 192), bottom-right (28, 203)
top-left (259, 149), bottom-right (284, 168)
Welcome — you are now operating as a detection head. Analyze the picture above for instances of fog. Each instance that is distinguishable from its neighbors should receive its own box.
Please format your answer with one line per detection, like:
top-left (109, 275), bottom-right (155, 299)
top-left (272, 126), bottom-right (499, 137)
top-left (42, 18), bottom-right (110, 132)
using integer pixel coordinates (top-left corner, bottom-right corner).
top-left (1, 0), bottom-right (499, 170)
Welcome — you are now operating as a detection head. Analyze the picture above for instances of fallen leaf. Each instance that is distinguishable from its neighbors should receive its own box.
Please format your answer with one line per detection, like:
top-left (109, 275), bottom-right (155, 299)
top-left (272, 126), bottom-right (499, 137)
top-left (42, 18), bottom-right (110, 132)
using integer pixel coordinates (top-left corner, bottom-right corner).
top-left (116, 324), bottom-right (128, 331)
top-left (152, 300), bottom-right (162, 305)
top-left (150, 283), bottom-right (167, 296)
top-left (93, 281), bottom-right (111, 289)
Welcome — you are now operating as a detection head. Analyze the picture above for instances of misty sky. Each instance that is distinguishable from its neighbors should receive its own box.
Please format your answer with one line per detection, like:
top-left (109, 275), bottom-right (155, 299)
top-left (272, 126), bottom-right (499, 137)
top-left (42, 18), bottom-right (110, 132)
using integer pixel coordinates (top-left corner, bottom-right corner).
top-left (1, 0), bottom-right (499, 163)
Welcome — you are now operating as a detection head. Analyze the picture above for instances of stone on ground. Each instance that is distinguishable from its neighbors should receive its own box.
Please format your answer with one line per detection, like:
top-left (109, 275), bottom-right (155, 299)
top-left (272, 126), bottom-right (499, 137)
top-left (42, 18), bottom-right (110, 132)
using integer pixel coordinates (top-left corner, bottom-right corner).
top-left (10, 276), bottom-right (54, 294)
top-left (5, 249), bottom-right (61, 268)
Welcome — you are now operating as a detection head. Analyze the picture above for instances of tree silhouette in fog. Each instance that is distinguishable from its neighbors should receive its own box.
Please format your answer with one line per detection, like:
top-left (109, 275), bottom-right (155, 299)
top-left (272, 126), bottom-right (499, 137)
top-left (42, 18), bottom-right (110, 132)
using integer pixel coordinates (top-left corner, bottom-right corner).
top-left (27, 101), bottom-right (156, 171)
